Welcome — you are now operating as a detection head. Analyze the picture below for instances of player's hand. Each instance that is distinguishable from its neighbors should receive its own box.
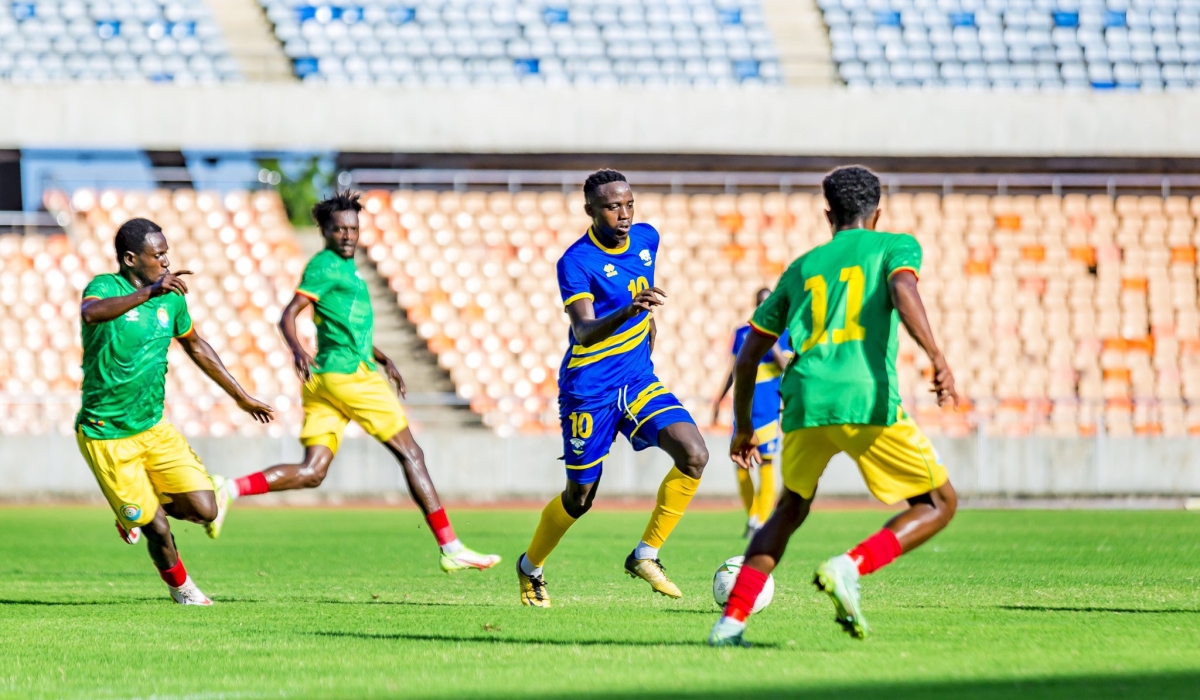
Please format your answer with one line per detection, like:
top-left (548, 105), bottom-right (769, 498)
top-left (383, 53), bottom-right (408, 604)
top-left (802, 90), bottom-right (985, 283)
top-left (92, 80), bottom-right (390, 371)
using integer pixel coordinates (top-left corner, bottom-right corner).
top-left (383, 359), bottom-right (407, 399)
top-left (236, 394), bottom-right (274, 423)
top-left (630, 287), bottom-right (666, 313)
top-left (292, 350), bottom-right (317, 383)
top-left (149, 270), bottom-right (192, 297)
top-left (931, 354), bottom-right (959, 409)
top-left (730, 427), bottom-right (761, 470)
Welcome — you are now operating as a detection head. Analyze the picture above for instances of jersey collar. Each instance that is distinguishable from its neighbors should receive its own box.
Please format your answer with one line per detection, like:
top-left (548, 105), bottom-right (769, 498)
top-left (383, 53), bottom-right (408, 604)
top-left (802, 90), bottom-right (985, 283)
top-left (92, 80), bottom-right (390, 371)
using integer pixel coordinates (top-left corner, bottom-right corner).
top-left (587, 226), bottom-right (630, 255)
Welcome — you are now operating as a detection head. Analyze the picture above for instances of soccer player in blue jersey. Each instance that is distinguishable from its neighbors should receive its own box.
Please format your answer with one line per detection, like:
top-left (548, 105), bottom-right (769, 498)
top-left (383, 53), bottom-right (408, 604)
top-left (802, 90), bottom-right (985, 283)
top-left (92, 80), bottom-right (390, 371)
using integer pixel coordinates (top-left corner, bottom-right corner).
top-left (516, 169), bottom-right (709, 607)
top-left (713, 288), bottom-right (792, 538)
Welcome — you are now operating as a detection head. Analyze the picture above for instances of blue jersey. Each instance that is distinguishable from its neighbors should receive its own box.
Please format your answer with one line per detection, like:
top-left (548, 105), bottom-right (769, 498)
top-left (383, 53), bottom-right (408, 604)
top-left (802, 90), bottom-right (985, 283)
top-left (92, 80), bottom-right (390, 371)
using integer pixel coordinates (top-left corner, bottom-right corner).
top-left (557, 224), bottom-right (660, 397)
top-left (732, 324), bottom-right (792, 430)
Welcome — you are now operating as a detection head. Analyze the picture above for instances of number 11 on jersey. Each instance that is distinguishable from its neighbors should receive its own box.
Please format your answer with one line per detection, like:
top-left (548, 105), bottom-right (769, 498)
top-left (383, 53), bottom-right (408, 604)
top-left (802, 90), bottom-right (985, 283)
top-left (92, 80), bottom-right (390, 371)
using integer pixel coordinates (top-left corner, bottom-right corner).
top-left (799, 265), bottom-right (866, 354)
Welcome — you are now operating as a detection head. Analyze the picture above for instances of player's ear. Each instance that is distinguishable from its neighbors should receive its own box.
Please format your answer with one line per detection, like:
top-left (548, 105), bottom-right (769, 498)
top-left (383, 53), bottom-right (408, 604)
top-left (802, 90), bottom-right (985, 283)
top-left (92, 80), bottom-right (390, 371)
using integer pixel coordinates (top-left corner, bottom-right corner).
top-left (583, 199), bottom-right (595, 218)
top-left (869, 207), bottom-right (882, 229)
top-left (824, 209), bottom-right (833, 228)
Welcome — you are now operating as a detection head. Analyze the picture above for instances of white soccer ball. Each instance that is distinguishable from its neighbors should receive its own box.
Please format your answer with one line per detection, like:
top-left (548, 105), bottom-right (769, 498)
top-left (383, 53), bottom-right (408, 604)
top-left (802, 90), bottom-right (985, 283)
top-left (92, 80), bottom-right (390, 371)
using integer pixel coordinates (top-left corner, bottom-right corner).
top-left (712, 555), bottom-right (775, 614)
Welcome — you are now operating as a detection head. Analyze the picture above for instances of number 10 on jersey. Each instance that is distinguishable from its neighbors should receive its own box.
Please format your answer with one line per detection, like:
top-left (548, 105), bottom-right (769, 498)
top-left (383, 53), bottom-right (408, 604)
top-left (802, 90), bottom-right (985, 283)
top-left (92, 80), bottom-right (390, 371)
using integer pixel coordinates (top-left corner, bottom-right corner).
top-left (800, 266), bottom-right (866, 353)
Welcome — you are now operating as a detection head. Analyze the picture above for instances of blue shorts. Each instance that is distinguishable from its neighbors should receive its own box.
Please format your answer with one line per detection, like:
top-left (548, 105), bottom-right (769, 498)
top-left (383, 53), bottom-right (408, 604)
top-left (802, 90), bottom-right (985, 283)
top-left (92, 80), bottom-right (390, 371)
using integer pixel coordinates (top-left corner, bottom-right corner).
top-left (559, 377), bottom-right (695, 484)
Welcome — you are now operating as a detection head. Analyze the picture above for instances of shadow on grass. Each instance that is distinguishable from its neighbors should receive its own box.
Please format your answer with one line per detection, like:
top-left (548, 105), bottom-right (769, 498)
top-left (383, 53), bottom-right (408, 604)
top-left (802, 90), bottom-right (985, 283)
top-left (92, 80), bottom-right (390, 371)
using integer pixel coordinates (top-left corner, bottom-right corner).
top-left (999, 605), bottom-right (1200, 614)
top-left (0, 598), bottom-right (160, 606)
top-left (314, 630), bottom-right (780, 649)
top-left (518, 672), bottom-right (1200, 700)
top-left (321, 599), bottom-right (494, 608)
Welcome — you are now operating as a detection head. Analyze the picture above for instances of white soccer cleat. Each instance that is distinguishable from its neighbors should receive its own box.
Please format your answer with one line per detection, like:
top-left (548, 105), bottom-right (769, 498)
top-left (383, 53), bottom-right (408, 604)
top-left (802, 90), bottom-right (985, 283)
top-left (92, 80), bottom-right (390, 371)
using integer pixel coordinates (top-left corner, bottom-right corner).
top-left (115, 520), bottom-right (141, 545)
top-left (440, 546), bottom-right (502, 572)
top-left (814, 553), bottom-right (869, 639)
top-left (169, 577), bottom-right (213, 606)
top-left (205, 474), bottom-right (232, 540)
top-left (707, 615), bottom-right (750, 647)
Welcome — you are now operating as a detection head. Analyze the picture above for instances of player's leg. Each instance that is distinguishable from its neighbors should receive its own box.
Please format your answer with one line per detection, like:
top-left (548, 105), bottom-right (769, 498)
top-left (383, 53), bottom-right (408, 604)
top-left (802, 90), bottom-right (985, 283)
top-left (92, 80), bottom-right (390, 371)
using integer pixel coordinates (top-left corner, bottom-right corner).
top-left (224, 376), bottom-right (344, 504)
top-left (814, 415), bottom-right (955, 639)
top-left (747, 423), bottom-right (780, 535)
top-left (378, 427), bottom-right (500, 571)
top-left (141, 506), bottom-right (212, 605)
top-left (517, 398), bottom-right (614, 607)
top-left (620, 384), bottom-right (707, 598)
top-left (708, 427), bottom-right (838, 646)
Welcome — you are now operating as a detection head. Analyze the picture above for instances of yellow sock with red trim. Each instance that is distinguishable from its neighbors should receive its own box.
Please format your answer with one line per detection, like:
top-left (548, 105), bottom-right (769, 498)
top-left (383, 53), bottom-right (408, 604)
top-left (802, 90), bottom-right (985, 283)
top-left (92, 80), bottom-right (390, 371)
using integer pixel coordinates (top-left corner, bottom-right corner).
top-left (525, 495), bottom-right (578, 568)
top-left (640, 467), bottom-right (701, 549)
top-left (735, 465), bottom-right (755, 516)
top-left (754, 457), bottom-right (777, 524)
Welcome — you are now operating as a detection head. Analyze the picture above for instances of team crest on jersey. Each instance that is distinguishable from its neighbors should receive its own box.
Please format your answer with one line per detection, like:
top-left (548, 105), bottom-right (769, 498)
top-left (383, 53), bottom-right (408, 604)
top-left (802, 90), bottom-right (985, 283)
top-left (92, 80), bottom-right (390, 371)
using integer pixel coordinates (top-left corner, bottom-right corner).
top-left (639, 249), bottom-right (652, 266)
top-left (570, 438), bottom-right (586, 455)
top-left (124, 309), bottom-right (139, 321)
top-left (157, 307), bottom-right (170, 328)
top-left (603, 264), bottom-right (617, 277)
top-left (120, 503), bottom-right (141, 522)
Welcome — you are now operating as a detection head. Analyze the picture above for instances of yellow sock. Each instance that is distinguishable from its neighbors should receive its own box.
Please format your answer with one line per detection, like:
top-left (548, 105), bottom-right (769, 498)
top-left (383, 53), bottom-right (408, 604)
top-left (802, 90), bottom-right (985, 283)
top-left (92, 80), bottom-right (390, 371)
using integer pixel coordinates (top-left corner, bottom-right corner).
top-left (640, 467), bottom-right (702, 548)
top-left (735, 465), bottom-right (755, 516)
top-left (754, 457), bottom-right (777, 523)
top-left (526, 495), bottom-right (578, 567)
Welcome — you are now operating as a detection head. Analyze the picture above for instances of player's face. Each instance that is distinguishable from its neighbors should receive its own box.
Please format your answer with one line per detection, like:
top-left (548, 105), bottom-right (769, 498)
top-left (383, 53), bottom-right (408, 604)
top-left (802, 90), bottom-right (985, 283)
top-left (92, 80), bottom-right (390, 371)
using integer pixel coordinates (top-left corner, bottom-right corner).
top-left (125, 232), bottom-right (171, 284)
top-left (323, 210), bottom-right (359, 259)
top-left (585, 181), bottom-right (634, 239)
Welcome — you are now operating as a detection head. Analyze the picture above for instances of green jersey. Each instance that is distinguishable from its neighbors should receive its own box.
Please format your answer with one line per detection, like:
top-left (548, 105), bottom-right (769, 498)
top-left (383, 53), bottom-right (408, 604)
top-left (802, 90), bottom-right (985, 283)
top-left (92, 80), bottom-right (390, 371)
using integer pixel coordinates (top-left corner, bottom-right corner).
top-left (295, 249), bottom-right (375, 374)
top-left (751, 229), bottom-right (922, 430)
top-left (77, 273), bottom-right (194, 439)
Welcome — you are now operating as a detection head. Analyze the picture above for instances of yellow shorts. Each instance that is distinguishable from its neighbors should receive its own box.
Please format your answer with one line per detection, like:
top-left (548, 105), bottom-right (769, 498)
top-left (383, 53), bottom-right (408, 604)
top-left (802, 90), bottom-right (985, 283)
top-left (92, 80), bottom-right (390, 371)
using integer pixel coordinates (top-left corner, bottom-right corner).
top-left (76, 421), bottom-right (213, 527)
top-left (301, 364), bottom-right (408, 453)
top-left (781, 412), bottom-right (948, 505)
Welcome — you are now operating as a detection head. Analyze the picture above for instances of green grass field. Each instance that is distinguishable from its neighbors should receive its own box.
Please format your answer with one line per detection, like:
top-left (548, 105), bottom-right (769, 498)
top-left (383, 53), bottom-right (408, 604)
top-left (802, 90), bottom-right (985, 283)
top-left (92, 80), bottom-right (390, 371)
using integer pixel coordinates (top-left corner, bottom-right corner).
top-left (0, 506), bottom-right (1197, 699)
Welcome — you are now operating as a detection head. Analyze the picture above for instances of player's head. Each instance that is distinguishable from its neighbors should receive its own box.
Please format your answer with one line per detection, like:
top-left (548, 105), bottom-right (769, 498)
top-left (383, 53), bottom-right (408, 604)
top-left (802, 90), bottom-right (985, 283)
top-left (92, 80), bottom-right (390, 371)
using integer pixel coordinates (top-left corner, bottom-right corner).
top-left (755, 287), bottom-right (771, 306)
top-left (582, 169), bottom-right (633, 240)
top-left (115, 217), bottom-right (170, 283)
top-left (313, 190), bottom-right (362, 259)
top-left (823, 165), bottom-right (882, 231)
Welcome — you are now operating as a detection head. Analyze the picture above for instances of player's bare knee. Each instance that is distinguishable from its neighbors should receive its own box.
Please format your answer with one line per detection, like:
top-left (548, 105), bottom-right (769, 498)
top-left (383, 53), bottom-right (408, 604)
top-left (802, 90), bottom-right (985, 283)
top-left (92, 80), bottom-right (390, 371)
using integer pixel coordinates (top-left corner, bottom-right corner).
top-left (299, 462), bottom-right (330, 488)
top-left (935, 481), bottom-right (958, 527)
top-left (563, 484), bottom-right (595, 518)
top-left (678, 439), bottom-right (709, 478)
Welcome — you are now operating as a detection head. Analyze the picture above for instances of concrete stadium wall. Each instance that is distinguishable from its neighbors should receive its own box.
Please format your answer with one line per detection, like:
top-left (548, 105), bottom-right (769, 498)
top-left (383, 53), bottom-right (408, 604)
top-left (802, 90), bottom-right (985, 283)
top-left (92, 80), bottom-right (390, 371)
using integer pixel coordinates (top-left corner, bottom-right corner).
top-left (3, 432), bottom-right (1198, 501)
top-left (3, 85), bottom-right (1200, 157)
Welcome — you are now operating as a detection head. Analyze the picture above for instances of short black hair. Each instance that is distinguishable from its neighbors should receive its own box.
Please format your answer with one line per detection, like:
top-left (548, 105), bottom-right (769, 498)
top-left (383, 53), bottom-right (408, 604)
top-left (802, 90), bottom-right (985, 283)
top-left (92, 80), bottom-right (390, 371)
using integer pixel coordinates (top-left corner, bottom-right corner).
top-left (822, 166), bottom-right (881, 228)
top-left (583, 169), bottom-right (627, 200)
top-left (312, 190), bottom-right (363, 231)
top-left (114, 218), bottom-right (163, 261)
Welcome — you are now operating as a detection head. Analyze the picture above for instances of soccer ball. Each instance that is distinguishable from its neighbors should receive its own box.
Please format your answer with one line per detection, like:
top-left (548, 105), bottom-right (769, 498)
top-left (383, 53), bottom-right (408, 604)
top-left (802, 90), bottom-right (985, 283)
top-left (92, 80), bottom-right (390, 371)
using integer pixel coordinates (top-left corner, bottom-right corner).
top-left (712, 555), bottom-right (775, 614)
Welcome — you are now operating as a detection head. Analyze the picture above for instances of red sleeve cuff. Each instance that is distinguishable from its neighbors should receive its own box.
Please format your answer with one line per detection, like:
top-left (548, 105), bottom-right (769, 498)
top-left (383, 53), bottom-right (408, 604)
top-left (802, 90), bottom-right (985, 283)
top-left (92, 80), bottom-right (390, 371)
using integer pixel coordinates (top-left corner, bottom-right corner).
top-left (748, 320), bottom-right (780, 339)
top-left (296, 289), bottom-right (320, 302)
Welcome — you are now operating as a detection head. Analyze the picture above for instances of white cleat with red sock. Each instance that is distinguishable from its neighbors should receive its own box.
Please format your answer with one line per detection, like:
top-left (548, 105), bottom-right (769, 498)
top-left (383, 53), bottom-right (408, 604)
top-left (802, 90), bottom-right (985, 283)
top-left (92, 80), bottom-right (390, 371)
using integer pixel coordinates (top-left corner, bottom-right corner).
top-left (169, 577), bottom-right (213, 606)
top-left (115, 520), bottom-right (141, 545)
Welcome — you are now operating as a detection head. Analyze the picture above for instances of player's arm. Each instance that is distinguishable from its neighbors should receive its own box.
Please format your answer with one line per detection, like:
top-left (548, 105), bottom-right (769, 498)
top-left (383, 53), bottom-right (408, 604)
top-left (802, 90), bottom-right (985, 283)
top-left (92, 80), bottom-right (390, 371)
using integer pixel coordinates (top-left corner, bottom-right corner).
top-left (769, 341), bottom-right (791, 370)
top-left (176, 330), bottom-right (274, 423)
top-left (80, 270), bottom-right (192, 324)
top-left (278, 293), bottom-right (318, 381)
top-left (730, 330), bottom-right (775, 469)
top-left (889, 271), bottom-right (958, 407)
top-left (373, 346), bottom-right (407, 399)
top-left (565, 287), bottom-right (664, 347)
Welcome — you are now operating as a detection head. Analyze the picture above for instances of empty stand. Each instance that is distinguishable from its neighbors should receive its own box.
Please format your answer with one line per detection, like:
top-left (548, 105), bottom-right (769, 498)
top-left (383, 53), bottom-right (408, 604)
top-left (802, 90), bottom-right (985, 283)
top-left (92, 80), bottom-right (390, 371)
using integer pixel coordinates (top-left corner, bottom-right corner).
top-left (261, 0), bottom-right (783, 85)
top-left (822, 0), bottom-right (1200, 90)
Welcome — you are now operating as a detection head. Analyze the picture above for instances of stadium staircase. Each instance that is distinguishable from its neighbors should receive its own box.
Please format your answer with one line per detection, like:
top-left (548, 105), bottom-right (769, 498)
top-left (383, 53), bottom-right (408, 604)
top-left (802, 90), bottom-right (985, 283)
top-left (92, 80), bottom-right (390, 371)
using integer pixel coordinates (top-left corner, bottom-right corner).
top-left (293, 228), bottom-right (481, 429)
top-left (206, 0), bottom-right (295, 81)
top-left (761, 0), bottom-right (837, 85)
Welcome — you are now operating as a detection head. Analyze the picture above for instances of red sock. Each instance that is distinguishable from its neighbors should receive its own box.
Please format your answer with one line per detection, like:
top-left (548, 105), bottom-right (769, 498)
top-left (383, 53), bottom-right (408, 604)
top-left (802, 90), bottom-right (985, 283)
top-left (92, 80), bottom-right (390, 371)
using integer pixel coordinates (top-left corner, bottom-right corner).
top-left (848, 529), bottom-right (903, 576)
top-left (722, 565), bottom-right (769, 622)
top-left (425, 508), bottom-right (457, 546)
top-left (158, 558), bottom-right (188, 588)
top-left (234, 472), bottom-right (269, 497)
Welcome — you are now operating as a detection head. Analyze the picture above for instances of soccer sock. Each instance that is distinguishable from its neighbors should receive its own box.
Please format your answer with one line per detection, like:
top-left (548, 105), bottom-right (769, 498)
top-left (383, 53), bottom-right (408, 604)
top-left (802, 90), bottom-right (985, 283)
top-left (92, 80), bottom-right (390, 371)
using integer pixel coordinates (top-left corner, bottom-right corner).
top-left (518, 553), bottom-right (542, 578)
top-left (233, 472), bottom-right (269, 499)
top-left (633, 542), bottom-right (659, 560)
top-left (526, 495), bottom-right (577, 567)
top-left (639, 466), bottom-right (701, 549)
top-left (157, 557), bottom-right (188, 588)
top-left (425, 508), bottom-right (463, 554)
top-left (754, 457), bottom-right (777, 524)
top-left (847, 528), bottom-right (903, 576)
top-left (722, 564), bottom-right (769, 622)
top-left (735, 466), bottom-right (755, 516)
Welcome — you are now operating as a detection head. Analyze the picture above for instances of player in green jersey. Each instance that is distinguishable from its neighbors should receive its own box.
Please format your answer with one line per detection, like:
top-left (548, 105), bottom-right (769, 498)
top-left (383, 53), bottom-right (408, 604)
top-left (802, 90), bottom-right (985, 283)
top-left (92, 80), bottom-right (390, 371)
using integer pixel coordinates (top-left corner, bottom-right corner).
top-left (223, 192), bottom-right (500, 573)
top-left (709, 166), bottom-right (959, 646)
top-left (77, 218), bottom-right (274, 605)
